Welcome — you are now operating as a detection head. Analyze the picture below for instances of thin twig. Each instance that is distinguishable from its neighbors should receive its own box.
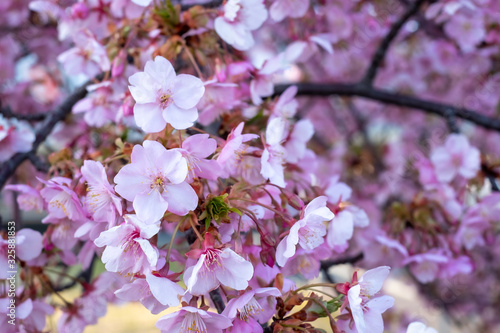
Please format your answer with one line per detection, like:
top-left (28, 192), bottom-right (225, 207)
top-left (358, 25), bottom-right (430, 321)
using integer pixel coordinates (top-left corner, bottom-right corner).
top-left (362, 0), bottom-right (427, 86)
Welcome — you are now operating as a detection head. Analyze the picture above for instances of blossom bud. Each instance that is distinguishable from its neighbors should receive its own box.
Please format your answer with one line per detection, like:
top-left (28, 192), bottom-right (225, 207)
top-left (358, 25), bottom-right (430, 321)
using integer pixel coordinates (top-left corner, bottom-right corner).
top-left (71, 3), bottom-right (89, 20)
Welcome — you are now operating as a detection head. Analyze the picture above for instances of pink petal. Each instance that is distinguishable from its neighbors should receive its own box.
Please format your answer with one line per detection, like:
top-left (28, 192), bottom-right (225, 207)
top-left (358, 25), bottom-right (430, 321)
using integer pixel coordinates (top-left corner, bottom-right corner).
top-left (16, 229), bottom-right (43, 261)
top-left (172, 74), bottom-right (205, 109)
top-left (163, 103), bottom-right (198, 130)
top-left (162, 182), bottom-right (198, 216)
top-left (134, 103), bottom-right (167, 133)
top-left (133, 191), bottom-right (168, 222)
top-left (146, 273), bottom-right (184, 306)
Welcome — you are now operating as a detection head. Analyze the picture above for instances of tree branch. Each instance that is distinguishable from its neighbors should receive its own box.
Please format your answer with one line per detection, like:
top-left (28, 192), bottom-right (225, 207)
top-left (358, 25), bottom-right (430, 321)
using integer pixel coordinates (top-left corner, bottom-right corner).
top-left (0, 75), bottom-right (102, 190)
top-left (274, 82), bottom-right (500, 132)
top-left (361, 0), bottom-right (427, 86)
top-left (180, 0), bottom-right (223, 11)
top-left (0, 105), bottom-right (47, 121)
top-left (320, 252), bottom-right (364, 270)
top-left (209, 289), bottom-right (225, 314)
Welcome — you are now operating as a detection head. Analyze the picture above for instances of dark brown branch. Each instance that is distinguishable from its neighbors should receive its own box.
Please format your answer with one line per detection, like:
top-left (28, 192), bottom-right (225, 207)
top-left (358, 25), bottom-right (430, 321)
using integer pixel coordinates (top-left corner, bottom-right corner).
top-left (274, 82), bottom-right (500, 132)
top-left (0, 75), bottom-right (102, 190)
top-left (28, 153), bottom-right (50, 173)
top-left (209, 289), bottom-right (225, 313)
top-left (180, 0), bottom-right (223, 11)
top-left (361, 0), bottom-right (427, 86)
top-left (321, 252), bottom-right (364, 269)
top-left (0, 105), bottom-right (47, 121)
top-left (482, 164), bottom-right (500, 192)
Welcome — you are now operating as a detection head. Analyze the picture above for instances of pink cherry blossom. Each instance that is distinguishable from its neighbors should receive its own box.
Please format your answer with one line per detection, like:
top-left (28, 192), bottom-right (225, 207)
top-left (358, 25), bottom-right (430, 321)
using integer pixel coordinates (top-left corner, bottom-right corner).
top-left (276, 196), bottom-right (334, 266)
top-left (0, 228), bottom-right (43, 278)
top-left (57, 29), bottom-right (110, 78)
top-left (4, 184), bottom-right (44, 212)
top-left (325, 175), bottom-right (352, 203)
top-left (444, 11), bottom-right (485, 52)
top-left (115, 272), bottom-right (185, 314)
top-left (261, 117), bottom-right (288, 187)
top-left (94, 214), bottom-right (160, 274)
top-left (217, 122), bottom-right (258, 177)
top-left (284, 119), bottom-right (314, 163)
top-left (345, 266), bottom-right (394, 333)
top-left (403, 252), bottom-right (449, 284)
top-left (38, 177), bottom-right (86, 222)
top-left (128, 56), bottom-right (205, 132)
top-left (184, 236), bottom-right (254, 295)
top-left (156, 306), bottom-right (232, 333)
top-left (81, 160), bottom-right (122, 223)
top-left (430, 134), bottom-right (480, 183)
top-left (0, 298), bottom-right (53, 333)
top-left (197, 81), bottom-right (240, 125)
top-left (327, 210), bottom-right (354, 253)
top-left (114, 140), bottom-right (198, 222)
top-left (214, 0), bottom-right (268, 51)
top-left (272, 85), bottom-right (298, 118)
top-left (72, 81), bottom-right (120, 127)
top-left (174, 134), bottom-right (221, 182)
top-left (0, 115), bottom-right (35, 162)
top-left (222, 287), bottom-right (281, 323)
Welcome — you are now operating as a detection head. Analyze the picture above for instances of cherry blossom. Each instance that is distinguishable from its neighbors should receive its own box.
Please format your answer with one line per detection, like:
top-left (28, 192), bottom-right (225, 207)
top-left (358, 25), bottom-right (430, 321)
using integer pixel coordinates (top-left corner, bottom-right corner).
top-left (128, 56), bottom-right (205, 132)
top-left (0, 115), bottom-right (35, 162)
top-left (114, 140), bottom-right (198, 222)
top-left (94, 214), bottom-right (160, 274)
top-left (430, 134), bottom-right (480, 183)
top-left (214, 0), bottom-right (268, 51)
top-left (81, 160), bottom-right (122, 223)
top-left (173, 134), bottom-right (221, 183)
top-left (155, 306), bottom-right (232, 333)
top-left (342, 267), bottom-right (394, 333)
top-left (184, 235), bottom-right (254, 295)
top-left (276, 196), bottom-right (334, 266)
top-left (57, 29), bottom-right (110, 77)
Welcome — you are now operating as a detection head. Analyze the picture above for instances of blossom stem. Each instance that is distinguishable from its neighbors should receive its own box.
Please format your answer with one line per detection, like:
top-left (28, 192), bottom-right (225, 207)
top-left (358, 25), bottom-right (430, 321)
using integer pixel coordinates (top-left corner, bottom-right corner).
top-left (189, 216), bottom-right (204, 241)
top-left (293, 283), bottom-right (338, 294)
top-left (230, 197), bottom-right (288, 219)
top-left (305, 288), bottom-right (338, 299)
top-left (181, 40), bottom-right (204, 79)
top-left (303, 297), bottom-right (339, 333)
top-left (166, 219), bottom-right (182, 264)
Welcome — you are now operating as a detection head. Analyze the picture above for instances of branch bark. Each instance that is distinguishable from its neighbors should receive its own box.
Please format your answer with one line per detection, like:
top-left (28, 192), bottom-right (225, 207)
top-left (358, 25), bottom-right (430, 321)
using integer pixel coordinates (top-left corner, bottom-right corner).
top-left (0, 105), bottom-right (47, 121)
top-left (0, 75), bottom-right (102, 190)
top-left (180, 0), bottom-right (223, 11)
top-left (274, 82), bottom-right (500, 132)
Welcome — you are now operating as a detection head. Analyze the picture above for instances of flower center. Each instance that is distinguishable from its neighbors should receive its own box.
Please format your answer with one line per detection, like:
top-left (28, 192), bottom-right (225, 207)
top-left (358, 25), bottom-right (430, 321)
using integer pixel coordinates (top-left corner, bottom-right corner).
top-left (224, 0), bottom-right (241, 21)
top-left (158, 90), bottom-right (173, 109)
top-left (204, 248), bottom-right (222, 271)
top-left (180, 312), bottom-right (207, 333)
top-left (150, 175), bottom-right (166, 193)
top-left (239, 297), bottom-right (263, 321)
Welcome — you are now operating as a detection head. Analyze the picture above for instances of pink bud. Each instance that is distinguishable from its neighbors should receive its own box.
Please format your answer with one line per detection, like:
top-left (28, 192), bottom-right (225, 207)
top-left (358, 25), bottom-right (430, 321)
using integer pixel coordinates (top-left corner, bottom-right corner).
top-left (71, 3), bottom-right (89, 20)
top-left (111, 50), bottom-right (126, 78)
